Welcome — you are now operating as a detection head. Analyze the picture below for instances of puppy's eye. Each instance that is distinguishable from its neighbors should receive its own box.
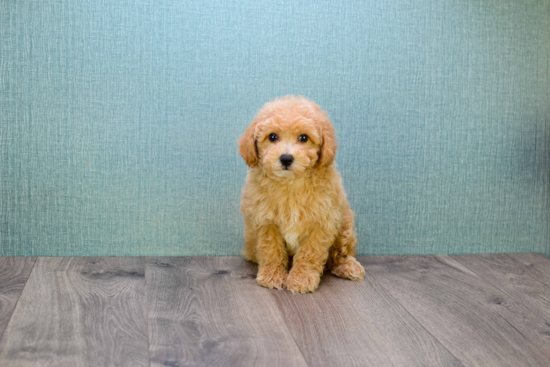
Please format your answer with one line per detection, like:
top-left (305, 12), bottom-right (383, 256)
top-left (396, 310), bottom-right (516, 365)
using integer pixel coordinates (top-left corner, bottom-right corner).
top-left (298, 134), bottom-right (308, 143)
top-left (268, 133), bottom-right (278, 142)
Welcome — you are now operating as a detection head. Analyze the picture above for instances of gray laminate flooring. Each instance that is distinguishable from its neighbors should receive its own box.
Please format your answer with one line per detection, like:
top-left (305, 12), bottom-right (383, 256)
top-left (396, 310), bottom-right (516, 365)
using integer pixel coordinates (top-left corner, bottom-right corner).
top-left (0, 254), bottom-right (549, 367)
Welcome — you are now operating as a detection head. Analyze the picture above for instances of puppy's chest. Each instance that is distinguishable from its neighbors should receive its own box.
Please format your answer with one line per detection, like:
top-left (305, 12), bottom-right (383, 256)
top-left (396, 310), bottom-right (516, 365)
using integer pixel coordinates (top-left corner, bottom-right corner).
top-left (284, 231), bottom-right (301, 256)
top-left (270, 195), bottom-right (312, 256)
top-left (248, 179), bottom-right (337, 254)
top-left (270, 194), bottom-right (309, 227)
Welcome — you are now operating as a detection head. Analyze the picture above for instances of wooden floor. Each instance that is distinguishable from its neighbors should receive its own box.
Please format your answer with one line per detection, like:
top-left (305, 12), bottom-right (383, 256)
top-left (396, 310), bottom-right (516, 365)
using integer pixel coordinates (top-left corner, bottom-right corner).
top-left (0, 254), bottom-right (549, 366)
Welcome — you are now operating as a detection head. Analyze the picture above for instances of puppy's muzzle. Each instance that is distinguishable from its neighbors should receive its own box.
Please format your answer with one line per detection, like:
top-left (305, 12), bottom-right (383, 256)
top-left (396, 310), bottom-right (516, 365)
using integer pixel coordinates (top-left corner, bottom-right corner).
top-left (280, 154), bottom-right (294, 169)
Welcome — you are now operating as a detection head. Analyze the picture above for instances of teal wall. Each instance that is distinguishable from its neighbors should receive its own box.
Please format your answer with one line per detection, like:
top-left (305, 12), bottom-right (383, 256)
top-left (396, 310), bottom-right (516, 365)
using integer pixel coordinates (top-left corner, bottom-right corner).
top-left (1, 0), bottom-right (549, 256)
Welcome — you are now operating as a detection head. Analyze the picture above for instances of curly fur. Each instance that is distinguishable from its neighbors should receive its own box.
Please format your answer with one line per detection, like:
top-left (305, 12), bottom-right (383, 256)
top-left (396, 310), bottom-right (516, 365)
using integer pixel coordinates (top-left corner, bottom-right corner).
top-left (239, 96), bottom-right (365, 293)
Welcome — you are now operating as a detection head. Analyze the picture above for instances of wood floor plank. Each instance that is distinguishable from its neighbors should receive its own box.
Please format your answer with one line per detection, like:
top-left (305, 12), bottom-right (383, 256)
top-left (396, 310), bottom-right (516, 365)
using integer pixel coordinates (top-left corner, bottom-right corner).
top-left (146, 257), bottom-right (308, 367)
top-left (451, 254), bottom-right (550, 322)
top-left (509, 253), bottom-right (550, 287)
top-left (271, 268), bottom-right (463, 367)
top-left (0, 258), bottom-right (36, 338)
top-left (363, 255), bottom-right (550, 367)
top-left (0, 257), bottom-right (149, 367)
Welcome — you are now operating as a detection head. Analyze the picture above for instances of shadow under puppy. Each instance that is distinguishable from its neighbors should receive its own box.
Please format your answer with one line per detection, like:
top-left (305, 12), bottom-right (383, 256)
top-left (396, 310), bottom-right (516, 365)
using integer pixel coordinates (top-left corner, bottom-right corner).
top-left (239, 95), bottom-right (365, 293)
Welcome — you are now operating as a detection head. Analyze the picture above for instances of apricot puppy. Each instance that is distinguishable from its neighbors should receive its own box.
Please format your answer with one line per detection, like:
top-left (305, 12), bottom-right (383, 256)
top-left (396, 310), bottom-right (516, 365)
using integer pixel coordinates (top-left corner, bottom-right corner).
top-left (238, 96), bottom-right (365, 293)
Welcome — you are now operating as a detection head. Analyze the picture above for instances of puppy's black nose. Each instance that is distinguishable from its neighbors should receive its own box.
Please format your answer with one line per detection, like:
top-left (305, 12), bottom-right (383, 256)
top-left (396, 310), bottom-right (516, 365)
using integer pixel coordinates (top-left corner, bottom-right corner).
top-left (280, 154), bottom-right (294, 168)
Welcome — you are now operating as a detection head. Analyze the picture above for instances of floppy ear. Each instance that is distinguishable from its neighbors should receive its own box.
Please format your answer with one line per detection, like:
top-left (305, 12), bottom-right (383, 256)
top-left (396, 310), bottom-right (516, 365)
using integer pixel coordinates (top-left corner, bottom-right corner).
top-left (317, 115), bottom-right (337, 168)
top-left (238, 121), bottom-right (258, 167)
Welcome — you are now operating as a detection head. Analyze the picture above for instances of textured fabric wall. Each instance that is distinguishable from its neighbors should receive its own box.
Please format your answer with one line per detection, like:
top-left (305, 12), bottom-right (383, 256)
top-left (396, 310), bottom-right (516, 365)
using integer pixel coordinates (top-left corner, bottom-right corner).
top-left (1, 0), bottom-right (549, 256)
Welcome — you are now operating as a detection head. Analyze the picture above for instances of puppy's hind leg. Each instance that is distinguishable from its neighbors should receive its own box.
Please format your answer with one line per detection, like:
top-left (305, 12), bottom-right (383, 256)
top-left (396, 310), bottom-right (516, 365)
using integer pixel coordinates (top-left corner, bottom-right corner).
top-left (327, 209), bottom-right (365, 281)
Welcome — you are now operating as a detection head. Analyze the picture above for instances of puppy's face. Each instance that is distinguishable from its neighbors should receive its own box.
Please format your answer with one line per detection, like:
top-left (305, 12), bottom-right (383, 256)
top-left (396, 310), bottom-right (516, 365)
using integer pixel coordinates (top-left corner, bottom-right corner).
top-left (239, 96), bottom-right (337, 177)
top-left (255, 117), bottom-right (321, 177)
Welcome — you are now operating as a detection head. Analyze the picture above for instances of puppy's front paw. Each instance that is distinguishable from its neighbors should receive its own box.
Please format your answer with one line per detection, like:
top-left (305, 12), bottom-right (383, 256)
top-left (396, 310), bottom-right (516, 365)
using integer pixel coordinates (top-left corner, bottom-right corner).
top-left (286, 267), bottom-right (321, 294)
top-left (331, 256), bottom-right (365, 281)
top-left (256, 265), bottom-right (287, 290)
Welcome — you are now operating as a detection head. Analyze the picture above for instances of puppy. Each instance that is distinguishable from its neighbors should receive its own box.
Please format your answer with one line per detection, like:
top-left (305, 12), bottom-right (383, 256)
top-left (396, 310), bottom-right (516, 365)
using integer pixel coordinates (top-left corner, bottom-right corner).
top-left (238, 96), bottom-right (365, 293)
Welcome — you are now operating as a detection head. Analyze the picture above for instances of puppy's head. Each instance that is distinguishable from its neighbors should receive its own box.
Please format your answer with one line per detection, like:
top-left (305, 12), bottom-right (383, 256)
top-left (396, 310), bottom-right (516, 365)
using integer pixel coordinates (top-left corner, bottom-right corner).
top-left (239, 96), bottom-right (336, 177)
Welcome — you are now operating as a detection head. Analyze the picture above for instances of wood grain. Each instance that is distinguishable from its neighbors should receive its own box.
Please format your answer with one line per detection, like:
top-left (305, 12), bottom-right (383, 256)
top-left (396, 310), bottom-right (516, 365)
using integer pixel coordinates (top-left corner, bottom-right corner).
top-left (451, 254), bottom-right (550, 322)
top-left (0, 258), bottom-right (36, 338)
top-left (0, 257), bottom-right (149, 367)
top-left (0, 254), bottom-right (548, 366)
top-left (271, 268), bottom-right (463, 367)
top-left (363, 255), bottom-right (550, 367)
top-left (146, 256), bottom-right (308, 367)
top-left (509, 253), bottom-right (550, 287)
